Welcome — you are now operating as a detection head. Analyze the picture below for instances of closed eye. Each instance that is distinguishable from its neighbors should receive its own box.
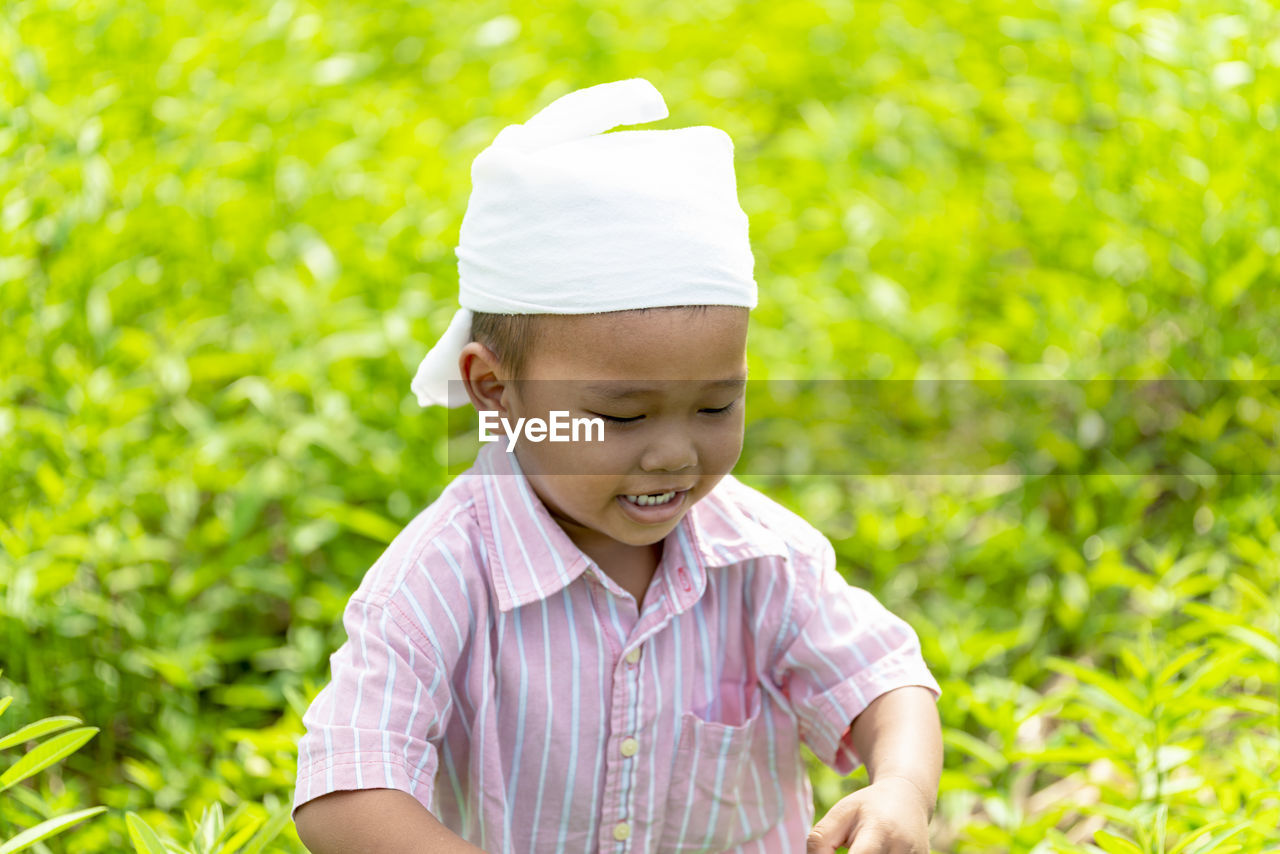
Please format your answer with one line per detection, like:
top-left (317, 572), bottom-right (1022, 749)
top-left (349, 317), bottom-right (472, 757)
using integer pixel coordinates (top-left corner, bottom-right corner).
top-left (589, 412), bottom-right (644, 424)
top-left (700, 400), bottom-right (739, 415)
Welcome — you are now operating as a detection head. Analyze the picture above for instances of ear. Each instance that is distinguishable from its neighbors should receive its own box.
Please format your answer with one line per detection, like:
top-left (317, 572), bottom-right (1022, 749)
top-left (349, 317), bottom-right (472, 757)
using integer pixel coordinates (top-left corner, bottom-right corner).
top-left (458, 341), bottom-right (511, 416)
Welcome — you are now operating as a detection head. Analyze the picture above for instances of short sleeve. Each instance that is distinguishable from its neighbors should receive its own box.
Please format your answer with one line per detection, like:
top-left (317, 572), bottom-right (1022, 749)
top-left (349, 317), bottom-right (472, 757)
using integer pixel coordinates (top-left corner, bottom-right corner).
top-left (769, 538), bottom-right (941, 775)
top-left (292, 595), bottom-right (454, 820)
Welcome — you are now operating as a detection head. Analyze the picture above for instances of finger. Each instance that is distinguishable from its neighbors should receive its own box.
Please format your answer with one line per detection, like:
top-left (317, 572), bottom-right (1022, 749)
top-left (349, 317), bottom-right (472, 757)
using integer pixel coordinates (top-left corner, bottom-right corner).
top-left (885, 833), bottom-right (929, 854)
top-left (806, 801), bottom-right (862, 854)
top-left (805, 827), bottom-right (845, 854)
top-left (845, 821), bottom-right (889, 854)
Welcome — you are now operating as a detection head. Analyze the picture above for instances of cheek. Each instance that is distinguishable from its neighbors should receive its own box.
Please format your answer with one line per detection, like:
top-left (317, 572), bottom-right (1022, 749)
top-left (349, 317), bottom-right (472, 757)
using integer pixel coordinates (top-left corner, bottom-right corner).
top-left (701, 418), bottom-right (744, 470)
top-left (524, 436), bottom-right (609, 476)
top-left (526, 473), bottom-right (612, 523)
top-left (578, 431), bottom-right (644, 474)
top-left (560, 474), bottom-right (620, 506)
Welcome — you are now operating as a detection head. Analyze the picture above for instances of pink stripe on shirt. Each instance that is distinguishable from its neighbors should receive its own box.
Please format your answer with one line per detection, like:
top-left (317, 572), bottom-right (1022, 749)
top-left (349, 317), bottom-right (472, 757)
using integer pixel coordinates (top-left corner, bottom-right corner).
top-left (293, 442), bottom-right (941, 852)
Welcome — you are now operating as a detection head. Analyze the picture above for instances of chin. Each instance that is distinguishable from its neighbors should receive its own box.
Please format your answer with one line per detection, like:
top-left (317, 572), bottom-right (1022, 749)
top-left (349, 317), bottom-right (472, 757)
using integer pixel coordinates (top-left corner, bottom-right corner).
top-left (609, 529), bottom-right (668, 547)
top-left (610, 519), bottom-right (681, 546)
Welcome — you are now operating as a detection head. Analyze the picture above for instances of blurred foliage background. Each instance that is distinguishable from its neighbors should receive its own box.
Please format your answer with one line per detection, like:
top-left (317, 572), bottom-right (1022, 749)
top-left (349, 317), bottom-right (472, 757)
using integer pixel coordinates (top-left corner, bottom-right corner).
top-left (3, 0), bottom-right (1279, 851)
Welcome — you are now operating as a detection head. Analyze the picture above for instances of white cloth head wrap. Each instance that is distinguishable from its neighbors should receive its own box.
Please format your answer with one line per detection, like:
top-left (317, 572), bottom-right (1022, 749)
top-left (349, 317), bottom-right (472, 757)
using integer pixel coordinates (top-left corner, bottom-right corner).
top-left (411, 77), bottom-right (757, 408)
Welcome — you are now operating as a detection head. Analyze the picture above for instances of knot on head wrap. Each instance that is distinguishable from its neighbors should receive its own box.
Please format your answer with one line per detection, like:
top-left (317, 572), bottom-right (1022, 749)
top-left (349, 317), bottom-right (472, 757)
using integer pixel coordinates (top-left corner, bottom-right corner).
top-left (412, 77), bottom-right (757, 408)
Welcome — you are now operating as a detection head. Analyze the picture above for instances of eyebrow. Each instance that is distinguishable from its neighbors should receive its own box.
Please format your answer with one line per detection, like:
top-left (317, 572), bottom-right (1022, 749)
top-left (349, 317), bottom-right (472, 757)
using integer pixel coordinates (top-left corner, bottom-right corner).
top-left (581, 378), bottom-right (747, 400)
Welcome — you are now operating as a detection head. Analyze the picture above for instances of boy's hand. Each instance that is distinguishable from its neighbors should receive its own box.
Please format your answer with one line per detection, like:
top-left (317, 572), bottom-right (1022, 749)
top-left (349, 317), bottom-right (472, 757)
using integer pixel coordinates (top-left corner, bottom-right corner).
top-left (806, 775), bottom-right (931, 854)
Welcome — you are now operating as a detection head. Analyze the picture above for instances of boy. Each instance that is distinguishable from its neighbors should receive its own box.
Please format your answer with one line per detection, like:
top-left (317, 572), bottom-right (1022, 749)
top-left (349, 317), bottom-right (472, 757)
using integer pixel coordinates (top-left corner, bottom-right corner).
top-left (292, 78), bottom-right (942, 854)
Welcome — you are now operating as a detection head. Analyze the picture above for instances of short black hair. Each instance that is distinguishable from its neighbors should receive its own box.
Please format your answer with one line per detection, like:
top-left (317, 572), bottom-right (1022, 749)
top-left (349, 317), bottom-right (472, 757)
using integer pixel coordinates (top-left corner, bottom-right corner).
top-left (469, 312), bottom-right (543, 378)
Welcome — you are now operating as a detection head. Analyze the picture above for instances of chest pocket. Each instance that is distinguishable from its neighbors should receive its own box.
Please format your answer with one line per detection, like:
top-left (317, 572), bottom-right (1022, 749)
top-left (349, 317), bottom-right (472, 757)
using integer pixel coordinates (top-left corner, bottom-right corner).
top-left (659, 680), bottom-right (785, 852)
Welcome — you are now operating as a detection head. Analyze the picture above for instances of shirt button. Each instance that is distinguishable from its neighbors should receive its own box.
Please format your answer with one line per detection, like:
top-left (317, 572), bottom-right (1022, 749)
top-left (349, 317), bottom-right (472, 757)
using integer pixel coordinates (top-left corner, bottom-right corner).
top-left (613, 822), bottom-right (630, 841)
top-left (625, 648), bottom-right (641, 665)
top-left (620, 736), bottom-right (639, 757)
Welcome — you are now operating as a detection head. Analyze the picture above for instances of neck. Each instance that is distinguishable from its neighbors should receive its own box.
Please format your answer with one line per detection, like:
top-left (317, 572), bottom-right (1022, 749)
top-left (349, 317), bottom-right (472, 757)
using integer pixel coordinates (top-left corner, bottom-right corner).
top-left (559, 520), bottom-right (665, 579)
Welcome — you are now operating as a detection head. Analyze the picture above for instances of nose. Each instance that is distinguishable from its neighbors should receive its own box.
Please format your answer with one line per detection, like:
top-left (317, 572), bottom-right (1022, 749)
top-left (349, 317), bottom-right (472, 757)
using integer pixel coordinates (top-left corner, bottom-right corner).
top-left (638, 425), bottom-right (697, 473)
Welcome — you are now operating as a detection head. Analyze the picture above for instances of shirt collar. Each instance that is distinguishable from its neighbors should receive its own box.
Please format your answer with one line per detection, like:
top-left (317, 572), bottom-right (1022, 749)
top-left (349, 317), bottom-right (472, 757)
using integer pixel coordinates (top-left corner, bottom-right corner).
top-left (667, 474), bottom-right (791, 613)
top-left (468, 442), bottom-right (791, 612)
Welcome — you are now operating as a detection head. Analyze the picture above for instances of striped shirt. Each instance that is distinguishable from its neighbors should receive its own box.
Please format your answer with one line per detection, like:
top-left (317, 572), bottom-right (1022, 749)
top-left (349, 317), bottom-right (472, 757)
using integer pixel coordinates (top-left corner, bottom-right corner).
top-left (292, 442), bottom-right (941, 853)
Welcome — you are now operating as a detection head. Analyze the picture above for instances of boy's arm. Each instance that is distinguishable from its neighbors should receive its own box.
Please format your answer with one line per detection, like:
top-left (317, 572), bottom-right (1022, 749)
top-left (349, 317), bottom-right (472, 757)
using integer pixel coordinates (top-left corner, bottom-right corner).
top-left (847, 684), bottom-right (942, 818)
top-left (295, 788), bottom-right (488, 854)
top-left (806, 685), bottom-right (942, 854)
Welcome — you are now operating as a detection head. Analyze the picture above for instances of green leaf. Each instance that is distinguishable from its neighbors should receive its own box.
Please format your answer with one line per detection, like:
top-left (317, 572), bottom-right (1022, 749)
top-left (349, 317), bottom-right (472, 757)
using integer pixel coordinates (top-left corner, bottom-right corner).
top-left (1223, 624), bottom-right (1280, 663)
top-left (0, 727), bottom-right (98, 791)
top-left (125, 811), bottom-right (169, 854)
top-left (1094, 830), bottom-right (1145, 854)
top-left (0, 697), bottom-right (11, 719)
top-left (1010, 745), bottom-right (1107, 764)
top-left (1155, 648), bottom-right (1207, 687)
top-left (1185, 823), bottom-right (1251, 854)
top-left (0, 806), bottom-right (108, 854)
top-left (0, 716), bottom-right (83, 751)
top-left (192, 802), bottom-right (223, 853)
top-left (942, 727), bottom-right (1009, 771)
top-left (299, 495), bottom-right (401, 543)
top-left (215, 820), bottom-right (261, 854)
top-left (238, 802), bottom-right (292, 854)
top-left (1181, 602), bottom-right (1234, 629)
top-left (207, 801), bottom-right (252, 853)
top-left (1168, 820), bottom-right (1228, 854)
top-left (1117, 647), bottom-right (1148, 681)
top-left (1046, 656), bottom-right (1146, 718)
top-left (1210, 245), bottom-right (1267, 307)
top-left (1164, 645), bottom-right (1246, 705)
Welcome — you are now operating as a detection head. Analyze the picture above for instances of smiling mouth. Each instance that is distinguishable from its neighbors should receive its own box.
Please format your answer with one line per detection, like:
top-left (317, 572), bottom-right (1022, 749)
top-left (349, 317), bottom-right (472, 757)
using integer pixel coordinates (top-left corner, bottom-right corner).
top-left (622, 483), bottom-right (701, 504)
top-left (621, 491), bottom-right (680, 507)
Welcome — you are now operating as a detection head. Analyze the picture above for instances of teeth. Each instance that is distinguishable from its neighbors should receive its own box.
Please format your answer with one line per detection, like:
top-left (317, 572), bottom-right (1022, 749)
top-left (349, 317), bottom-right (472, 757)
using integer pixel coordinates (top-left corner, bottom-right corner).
top-left (623, 491), bottom-right (677, 507)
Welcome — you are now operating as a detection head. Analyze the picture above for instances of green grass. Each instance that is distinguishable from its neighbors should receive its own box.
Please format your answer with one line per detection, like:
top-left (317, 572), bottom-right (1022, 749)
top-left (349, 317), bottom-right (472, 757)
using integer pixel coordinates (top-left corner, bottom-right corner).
top-left (3, 0), bottom-right (1279, 850)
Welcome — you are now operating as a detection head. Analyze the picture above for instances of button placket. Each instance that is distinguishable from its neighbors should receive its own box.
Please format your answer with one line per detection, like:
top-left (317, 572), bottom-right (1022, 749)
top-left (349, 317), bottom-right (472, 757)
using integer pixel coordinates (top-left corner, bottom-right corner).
top-left (608, 639), bottom-right (643, 850)
top-left (605, 598), bottom-right (671, 851)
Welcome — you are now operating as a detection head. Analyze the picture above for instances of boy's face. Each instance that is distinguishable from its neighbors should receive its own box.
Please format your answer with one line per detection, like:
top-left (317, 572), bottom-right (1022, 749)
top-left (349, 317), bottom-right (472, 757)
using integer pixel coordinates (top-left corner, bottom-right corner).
top-left (472, 307), bottom-right (748, 555)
